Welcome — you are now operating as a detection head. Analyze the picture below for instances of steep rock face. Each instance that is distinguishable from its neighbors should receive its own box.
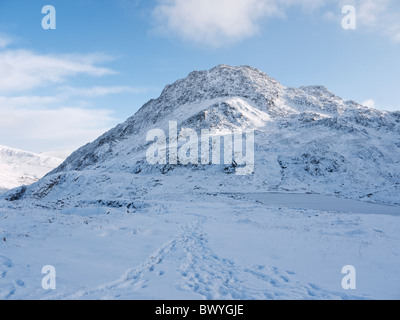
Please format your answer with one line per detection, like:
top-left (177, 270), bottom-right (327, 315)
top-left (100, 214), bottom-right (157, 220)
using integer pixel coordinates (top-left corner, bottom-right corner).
top-left (3, 65), bottom-right (400, 206)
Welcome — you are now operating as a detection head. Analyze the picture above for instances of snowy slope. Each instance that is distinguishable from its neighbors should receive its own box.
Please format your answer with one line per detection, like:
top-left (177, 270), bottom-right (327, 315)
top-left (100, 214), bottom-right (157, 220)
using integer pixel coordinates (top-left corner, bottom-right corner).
top-left (3, 65), bottom-right (399, 206)
top-left (0, 145), bottom-right (63, 192)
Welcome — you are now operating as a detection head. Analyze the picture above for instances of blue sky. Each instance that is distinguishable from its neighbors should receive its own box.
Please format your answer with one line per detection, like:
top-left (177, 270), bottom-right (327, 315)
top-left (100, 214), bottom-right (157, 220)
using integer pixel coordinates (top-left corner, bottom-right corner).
top-left (0, 0), bottom-right (399, 153)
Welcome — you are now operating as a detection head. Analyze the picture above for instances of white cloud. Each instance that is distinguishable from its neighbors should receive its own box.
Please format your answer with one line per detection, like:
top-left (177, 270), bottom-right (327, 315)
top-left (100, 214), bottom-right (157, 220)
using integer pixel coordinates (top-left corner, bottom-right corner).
top-left (153, 0), bottom-right (274, 47)
top-left (0, 50), bottom-right (115, 93)
top-left (152, 0), bottom-right (326, 47)
top-left (0, 95), bottom-right (59, 108)
top-left (341, 0), bottom-right (400, 42)
top-left (362, 99), bottom-right (376, 108)
top-left (0, 86), bottom-right (146, 109)
top-left (0, 85), bottom-right (146, 151)
top-left (0, 106), bottom-right (115, 152)
top-left (153, 0), bottom-right (400, 46)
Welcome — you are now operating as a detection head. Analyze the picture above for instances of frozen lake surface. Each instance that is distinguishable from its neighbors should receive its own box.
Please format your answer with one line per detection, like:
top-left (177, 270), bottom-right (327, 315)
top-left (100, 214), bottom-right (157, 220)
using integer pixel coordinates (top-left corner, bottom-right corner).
top-left (240, 193), bottom-right (400, 216)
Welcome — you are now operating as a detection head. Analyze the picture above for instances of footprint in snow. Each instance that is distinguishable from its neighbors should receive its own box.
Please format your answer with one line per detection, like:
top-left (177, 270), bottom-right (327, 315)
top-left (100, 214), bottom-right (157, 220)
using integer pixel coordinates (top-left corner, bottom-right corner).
top-left (0, 255), bottom-right (13, 268)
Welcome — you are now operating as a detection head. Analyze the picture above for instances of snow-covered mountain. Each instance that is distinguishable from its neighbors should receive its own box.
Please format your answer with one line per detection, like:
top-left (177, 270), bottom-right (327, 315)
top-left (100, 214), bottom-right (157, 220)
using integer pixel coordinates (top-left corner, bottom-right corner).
top-left (0, 145), bottom-right (63, 192)
top-left (3, 65), bottom-right (400, 205)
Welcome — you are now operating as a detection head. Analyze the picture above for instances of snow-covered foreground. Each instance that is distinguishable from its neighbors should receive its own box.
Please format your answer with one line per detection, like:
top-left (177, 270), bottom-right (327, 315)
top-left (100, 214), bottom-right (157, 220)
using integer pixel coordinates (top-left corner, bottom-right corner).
top-left (0, 192), bottom-right (399, 300)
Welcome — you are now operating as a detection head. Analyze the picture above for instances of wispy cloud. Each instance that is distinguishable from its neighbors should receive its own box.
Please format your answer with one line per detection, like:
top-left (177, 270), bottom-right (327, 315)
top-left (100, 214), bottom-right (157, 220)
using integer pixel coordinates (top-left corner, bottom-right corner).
top-left (323, 0), bottom-right (400, 43)
top-left (0, 86), bottom-right (146, 109)
top-left (58, 86), bottom-right (148, 98)
top-left (354, 0), bottom-right (400, 42)
top-left (0, 50), bottom-right (115, 93)
top-left (0, 38), bottom-right (143, 152)
top-left (0, 95), bottom-right (59, 108)
top-left (0, 83), bottom-right (145, 151)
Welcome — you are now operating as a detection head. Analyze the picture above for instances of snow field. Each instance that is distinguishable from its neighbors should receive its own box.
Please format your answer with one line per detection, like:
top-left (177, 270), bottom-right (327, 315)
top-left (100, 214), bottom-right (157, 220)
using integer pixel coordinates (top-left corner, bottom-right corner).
top-left (1, 192), bottom-right (399, 300)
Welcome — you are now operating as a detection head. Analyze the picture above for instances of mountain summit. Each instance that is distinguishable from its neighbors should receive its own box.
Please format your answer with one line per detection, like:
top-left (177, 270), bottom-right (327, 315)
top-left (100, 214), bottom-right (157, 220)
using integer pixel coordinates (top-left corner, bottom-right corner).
top-left (3, 65), bottom-right (400, 206)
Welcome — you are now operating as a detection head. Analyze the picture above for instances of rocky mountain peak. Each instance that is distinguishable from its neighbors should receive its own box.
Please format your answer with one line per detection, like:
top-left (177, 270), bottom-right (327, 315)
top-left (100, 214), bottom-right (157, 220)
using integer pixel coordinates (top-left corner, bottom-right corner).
top-left (2, 65), bottom-right (399, 206)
